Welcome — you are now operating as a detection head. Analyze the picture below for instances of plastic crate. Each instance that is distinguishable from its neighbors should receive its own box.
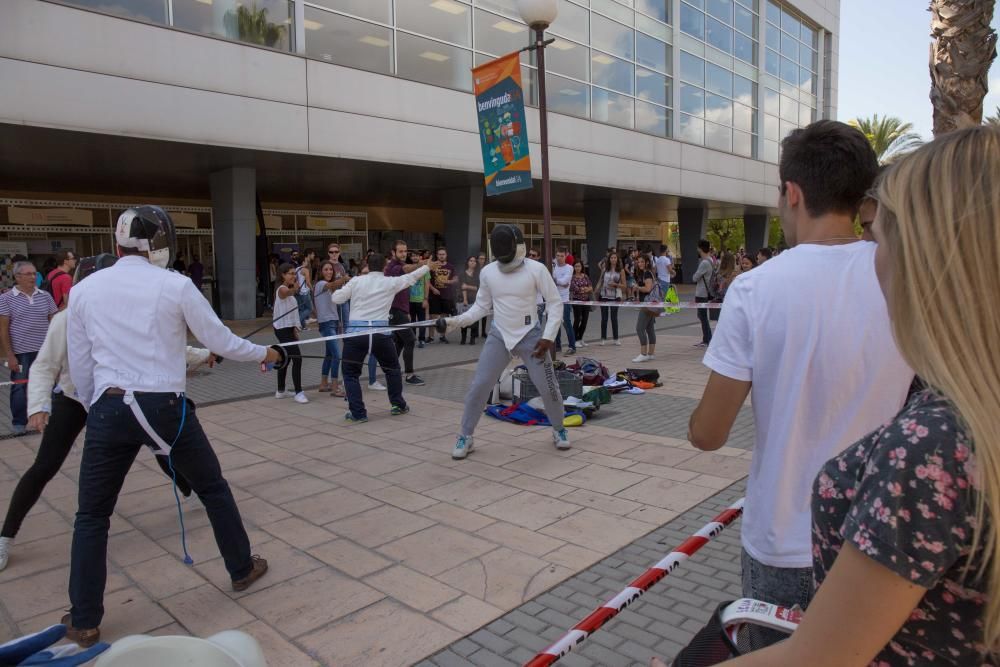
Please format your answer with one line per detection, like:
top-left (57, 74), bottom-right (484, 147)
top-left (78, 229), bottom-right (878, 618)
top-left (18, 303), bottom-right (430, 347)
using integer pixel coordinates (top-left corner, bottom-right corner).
top-left (513, 369), bottom-right (583, 402)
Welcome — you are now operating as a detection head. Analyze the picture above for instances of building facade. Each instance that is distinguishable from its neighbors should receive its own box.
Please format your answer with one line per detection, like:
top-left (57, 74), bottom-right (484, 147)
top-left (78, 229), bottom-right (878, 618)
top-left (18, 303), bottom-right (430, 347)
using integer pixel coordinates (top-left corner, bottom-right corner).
top-left (0, 0), bottom-right (840, 318)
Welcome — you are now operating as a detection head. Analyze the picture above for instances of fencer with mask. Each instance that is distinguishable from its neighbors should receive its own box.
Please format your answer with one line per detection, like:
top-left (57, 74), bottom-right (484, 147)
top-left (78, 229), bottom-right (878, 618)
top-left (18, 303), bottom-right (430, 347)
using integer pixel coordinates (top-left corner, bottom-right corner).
top-left (438, 224), bottom-right (569, 459)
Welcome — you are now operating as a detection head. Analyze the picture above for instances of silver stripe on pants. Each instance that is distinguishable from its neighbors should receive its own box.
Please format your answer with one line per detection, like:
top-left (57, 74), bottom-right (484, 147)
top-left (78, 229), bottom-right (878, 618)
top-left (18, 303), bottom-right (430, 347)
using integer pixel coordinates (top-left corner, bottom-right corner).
top-left (460, 322), bottom-right (564, 436)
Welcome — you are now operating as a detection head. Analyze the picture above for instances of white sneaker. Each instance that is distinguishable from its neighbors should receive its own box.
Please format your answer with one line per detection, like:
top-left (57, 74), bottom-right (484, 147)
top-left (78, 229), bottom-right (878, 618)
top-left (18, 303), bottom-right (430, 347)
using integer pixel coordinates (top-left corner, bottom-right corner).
top-left (614, 340), bottom-right (622, 346)
top-left (631, 354), bottom-right (650, 363)
top-left (452, 435), bottom-right (474, 460)
top-left (600, 339), bottom-right (606, 346)
top-left (294, 392), bottom-right (309, 404)
top-left (369, 381), bottom-right (387, 391)
top-left (552, 428), bottom-right (571, 450)
top-left (274, 390), bottom-right (294, 399)
top-left (0, 536), bottom-right (10, 571)
top-left (578, 340), bottom-right (588, 347)
top-left (647, 354), bottom-right (656, 360)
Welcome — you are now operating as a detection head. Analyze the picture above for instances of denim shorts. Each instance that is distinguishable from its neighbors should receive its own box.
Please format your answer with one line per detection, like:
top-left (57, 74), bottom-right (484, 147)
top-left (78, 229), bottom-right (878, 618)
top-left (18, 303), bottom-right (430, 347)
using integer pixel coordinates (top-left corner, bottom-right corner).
top-left (740, 549), bottom-right (814, 648)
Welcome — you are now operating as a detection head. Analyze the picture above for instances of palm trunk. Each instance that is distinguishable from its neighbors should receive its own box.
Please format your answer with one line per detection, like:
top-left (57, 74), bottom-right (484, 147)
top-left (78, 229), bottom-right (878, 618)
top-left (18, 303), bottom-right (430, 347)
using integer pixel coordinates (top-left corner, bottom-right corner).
top-left (929, 0), bottom-right (998, 135)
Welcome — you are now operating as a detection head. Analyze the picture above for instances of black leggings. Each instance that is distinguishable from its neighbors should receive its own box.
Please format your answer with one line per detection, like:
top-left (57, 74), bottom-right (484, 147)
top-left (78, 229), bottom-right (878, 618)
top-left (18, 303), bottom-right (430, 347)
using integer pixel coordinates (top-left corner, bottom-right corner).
top-left (572, 305), bottom-right (590, 341)
top-left (274, 326), bottom-right (302, 393)
top-left (1, 392), bottom-right (190, 539)
top-left (600, 299), bottom-right (620, 340)
top-left (410, 304), bottom-right (427, 342)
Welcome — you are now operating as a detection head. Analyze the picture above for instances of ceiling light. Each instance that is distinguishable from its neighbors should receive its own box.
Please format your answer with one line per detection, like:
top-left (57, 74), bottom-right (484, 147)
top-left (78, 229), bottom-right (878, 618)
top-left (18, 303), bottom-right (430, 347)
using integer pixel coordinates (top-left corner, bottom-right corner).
top-left (303, 19), bottom-right (324, 30)
top-left (359, 35), bottom-right (390, 47)
top-left (550, 39), bottom-right (575, 50)
top-left (420, 51), bottom-right (451, 62)
top-left (592, 53), bottom-right (614, 65)
top-left (493, 20), bottom-right (527, 34)
top-left (430, 0), bottom-right (467, 14)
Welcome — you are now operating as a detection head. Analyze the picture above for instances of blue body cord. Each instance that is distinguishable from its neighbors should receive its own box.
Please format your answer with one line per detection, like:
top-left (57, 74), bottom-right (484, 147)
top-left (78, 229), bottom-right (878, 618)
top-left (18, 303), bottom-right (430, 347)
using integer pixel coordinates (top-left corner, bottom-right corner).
top-left (166, 396), bottom-right (193, 565)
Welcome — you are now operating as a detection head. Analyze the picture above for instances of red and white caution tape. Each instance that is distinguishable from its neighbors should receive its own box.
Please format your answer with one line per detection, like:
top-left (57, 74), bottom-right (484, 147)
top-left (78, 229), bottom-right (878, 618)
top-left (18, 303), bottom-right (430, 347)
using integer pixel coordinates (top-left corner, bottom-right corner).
top-left (524, 497), bottom-right (745, 667)
top-left (566, 299), bottom-right (722, 309)
top-left (0, 379), bottom-right (29, 387)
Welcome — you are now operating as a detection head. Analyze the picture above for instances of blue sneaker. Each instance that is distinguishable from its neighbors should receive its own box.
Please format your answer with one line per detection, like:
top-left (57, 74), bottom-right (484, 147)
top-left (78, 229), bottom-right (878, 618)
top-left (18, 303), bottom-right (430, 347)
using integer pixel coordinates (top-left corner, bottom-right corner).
top-left (552, 428), bottom-right (571, 450)
top-left (452, 435), bottom-right (474, 460)
top-left (345, 411), bottom-right (368, 424)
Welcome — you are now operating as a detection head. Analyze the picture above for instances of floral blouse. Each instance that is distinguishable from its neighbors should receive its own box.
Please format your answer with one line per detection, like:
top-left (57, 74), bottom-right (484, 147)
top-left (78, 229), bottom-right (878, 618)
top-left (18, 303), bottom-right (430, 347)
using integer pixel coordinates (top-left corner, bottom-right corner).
top-left (812, 389), bottom-right (991, 665)
top-left (569, 274), bottom-right (592, 301)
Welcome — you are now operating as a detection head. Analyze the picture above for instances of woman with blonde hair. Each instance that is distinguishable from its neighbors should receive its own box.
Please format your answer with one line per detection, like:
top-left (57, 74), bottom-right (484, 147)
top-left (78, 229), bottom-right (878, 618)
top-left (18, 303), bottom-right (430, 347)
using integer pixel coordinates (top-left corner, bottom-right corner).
top-left (654, 124), bottom-right (1000, 666)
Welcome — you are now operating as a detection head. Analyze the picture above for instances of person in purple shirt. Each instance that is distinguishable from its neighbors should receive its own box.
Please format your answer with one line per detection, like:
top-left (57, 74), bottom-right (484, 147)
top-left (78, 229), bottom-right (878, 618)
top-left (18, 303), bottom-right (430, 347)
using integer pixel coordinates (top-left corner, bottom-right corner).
top-left (188, 254), bottom-right (204, 289)
top-left (385, 240), bottom-right (426, 386)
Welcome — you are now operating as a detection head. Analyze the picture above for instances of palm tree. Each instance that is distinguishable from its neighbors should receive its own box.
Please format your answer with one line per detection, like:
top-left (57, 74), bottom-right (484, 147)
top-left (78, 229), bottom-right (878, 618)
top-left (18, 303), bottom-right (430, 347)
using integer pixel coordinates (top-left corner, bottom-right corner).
top-left (223, 3), bottom-right (287, 49)
top-left (929, 0), bottom-right (998, 135)
top-left (847, 115), bottom-right (924, 163)
top-left (986, 106), bottom-right (1000, 125)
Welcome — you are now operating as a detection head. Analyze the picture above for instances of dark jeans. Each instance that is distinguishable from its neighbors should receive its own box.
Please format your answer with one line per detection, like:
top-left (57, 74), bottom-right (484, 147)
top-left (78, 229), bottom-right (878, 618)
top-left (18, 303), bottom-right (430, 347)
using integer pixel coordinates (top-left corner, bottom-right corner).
top-left (2, 393), bottom-right (189, 538)
top-left (342, 333), bottom-right (405, 419)
top-left (318, 320), bottom-right (341, 380)
top-left (9, 351), bottom-right (37, 427)
top-left (572, 304), bottom-right (590, 341)
top-left (554, 303), bottom-right (576, 351)
top-left (274, 326), bottom-right (302, 393)
top-left (295, 291), bottom-right (311, 327)
top-left (696, 296), bottom-right (713, 344)
top-left (741, 549), bottom-right (813, 648)
top-left (460, 317), bottom-right (479, 344)
top-left (389, 308), bottom-right (416, 374)
top-left (69, 392), bottom-right (252, 629)
top-left (600, 299), bottom-right (620, 340)
top-left (409, 304), bottom-right (427, 342)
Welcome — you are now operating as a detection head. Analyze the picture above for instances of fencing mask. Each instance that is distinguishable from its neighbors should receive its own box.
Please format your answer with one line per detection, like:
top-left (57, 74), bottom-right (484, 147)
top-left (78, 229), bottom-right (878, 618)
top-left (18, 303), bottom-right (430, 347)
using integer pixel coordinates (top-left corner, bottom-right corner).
top-left (115, 206), bottom-right (177, 270)
top-left (73, 253), bottom-right (118, 285)
top-left (490, 224), bottom-right (526, 273)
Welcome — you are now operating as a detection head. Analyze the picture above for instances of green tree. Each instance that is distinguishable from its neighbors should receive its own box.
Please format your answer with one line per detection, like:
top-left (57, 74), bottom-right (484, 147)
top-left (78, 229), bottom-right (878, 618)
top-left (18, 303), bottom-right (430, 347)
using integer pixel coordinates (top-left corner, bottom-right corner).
top-left (929, 0), bottom-right (998, 135)
top-left (706, 218), bottom-right (745, 252)
top-left (847, 114), bottom-right (923, 164)
top-left (224, 3), bottom-right (288, 49)
top-left (768, 216), bottom-right (785, 249)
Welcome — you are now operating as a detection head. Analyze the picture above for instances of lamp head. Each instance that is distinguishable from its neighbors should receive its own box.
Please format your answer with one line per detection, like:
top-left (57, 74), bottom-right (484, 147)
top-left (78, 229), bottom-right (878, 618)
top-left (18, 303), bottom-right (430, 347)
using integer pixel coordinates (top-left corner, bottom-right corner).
top-left (516, 0), bottom-right (559, 29)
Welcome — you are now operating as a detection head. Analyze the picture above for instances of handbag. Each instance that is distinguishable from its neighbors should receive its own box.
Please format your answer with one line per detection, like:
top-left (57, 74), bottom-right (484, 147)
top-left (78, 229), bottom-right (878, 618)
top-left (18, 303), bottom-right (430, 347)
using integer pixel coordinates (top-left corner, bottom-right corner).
top-left (643, 273), bottom-right (663, 316)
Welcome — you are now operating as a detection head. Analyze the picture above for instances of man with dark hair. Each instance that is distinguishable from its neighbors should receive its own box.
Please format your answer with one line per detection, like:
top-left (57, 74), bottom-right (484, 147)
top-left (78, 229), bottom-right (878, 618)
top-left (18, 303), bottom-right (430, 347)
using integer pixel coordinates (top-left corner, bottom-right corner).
top-left (385, 240), bottom-right (425, 386)
top-left (687, 120), bottom-right (913, 647)
top-left (45, 250), bottom-right (77, 310)
top-left (756, 247), bottom-right (774, 264)
top-left (653, 244), bottom-right (674, 297)
top-left (551, 246), bottom-right (575, 355)
top-left (691, 239), bottom-right (715, 347)
top-left (428, 247), bottom-right (457, 343)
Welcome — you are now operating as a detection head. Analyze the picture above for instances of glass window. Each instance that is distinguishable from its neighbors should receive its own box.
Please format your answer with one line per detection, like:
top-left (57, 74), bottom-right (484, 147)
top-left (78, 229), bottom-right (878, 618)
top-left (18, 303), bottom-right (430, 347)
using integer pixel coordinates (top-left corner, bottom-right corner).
top-left (636, 0), bottom-right (669, 24)
top-left (763, 113), bottom-right (779, 140)
top-left (763, 138), bottom-right (779, 163)
top-left (798, 41), bottom-right (812, 67)
top-left (734, 75), bottom-right (754, 106)
top-left (680, 51), bottom-right (705, 85)
top-left (173, 0), bottom-right (217, 36)
top-left (734, 4), bottom-right (754, 36)
top-left (545, 39), bottom-right (588, 80)
top-left (705, 17), bottom-right (732, 53)
top-left (779, 119), bottom-right (795, 140)
top-left (780, 8), bottom-right (800, 36)
top-left (734, 32), bottom-right (755, 64)
top-left (521, 63), bottom-right (538, 105)
top-left (680, 2), bottom-right (705, 39)
top-left (765, 0), bottom-right (780, 25)
top-left (636, 14), bottom-right (671, 42)
top-left (551, 0), bottom-right (590, 44)
top-left (705, 93), bottom-right (731, 125)
top-left (474, 9), bottom-right (530, 57)
top-left (799, 101), bottom-right (813, 125)
top-left (592, 88), bottom-right (635, 128)
top-left (764, 23), bottom-right (779, 50)
top-left (679, 83), bottom-right (705, 116)
top-left (686, 0), bottom-right (705, 8)
top-left (706, 0), bottom-right (732, 23)
top-left (705, 62), bottom-right (732, 97)
top-left (680, 113), bottom-right (705, 143)
top-left (705, 121), bottom-right (731, 151)
top-left (304, 7), bottom-right (392, 72)
top-left (175, 0), bottom-right (293, 50)
top-left (546, 73), bottom-right (590, 118)
top-left (779, 93), bottom-right (798, 121)
top-left (764, 48), bottom-right (779, 76)
top-left (636, 68), bottom-right (670, 106)
top-left (803, 23), bottom-right (818, 48)
top-left (65, 0), bottom-right (168, 23)
top-left (735, 0), bottom-right (755, 8)
top-left (780, 29), bottom-right (797, 58)
top-left (732, 101), bottom-right (753, 131)
top-left (779, 56), bottom-right (797, 83)
top-left (397, 0), bottom-right (471, 46)
top-left (636, 101), bottom-right (669, 136)
top-left (592, 0), bottom-right (634, 25)
top-left (311, 0), bottom-right (391, 23)
top-left (636, 32), bottom-right (670, 72)
top-left (733, 130), bottom-right (753, 157)
top-left (592, 14), bottom-right (635, 60)
top-left (763, 87), bottom-right (779, 114)
top-left (798, 66), bottom-right (812, 92)
top-left (592, 52), bottom-right (634, 94)
top-left (810, 47), bottom-right (819, 71)
top-left (397, 32), bottom-right (472, 90)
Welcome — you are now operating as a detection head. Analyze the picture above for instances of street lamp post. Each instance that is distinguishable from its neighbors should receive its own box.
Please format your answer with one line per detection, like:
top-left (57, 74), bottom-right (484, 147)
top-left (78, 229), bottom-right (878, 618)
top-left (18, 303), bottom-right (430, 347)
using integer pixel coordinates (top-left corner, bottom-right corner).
top-left (516, 0), bottom-right (559, 270)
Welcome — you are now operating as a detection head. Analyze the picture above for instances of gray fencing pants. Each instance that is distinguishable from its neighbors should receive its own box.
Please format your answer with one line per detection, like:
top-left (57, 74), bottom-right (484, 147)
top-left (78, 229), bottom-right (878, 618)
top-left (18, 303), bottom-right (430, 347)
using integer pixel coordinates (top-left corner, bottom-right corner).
top-left (460, 322), bottom-right (564, 437)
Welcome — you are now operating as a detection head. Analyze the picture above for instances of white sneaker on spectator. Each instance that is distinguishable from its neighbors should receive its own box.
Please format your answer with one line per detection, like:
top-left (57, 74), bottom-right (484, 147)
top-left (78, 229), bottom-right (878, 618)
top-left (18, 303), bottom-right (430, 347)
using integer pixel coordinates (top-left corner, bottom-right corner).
top-left (0, 536), bottom-right (11, 571)
top-left (578, 340), bottom-right (588, 347)
top-left (614, 340), bottom-right (622, 346)
top-left (274, 390), bottom-right (294, 399)
top-left (294, 392), bottom-right (309, 404)
top-left (631, 354), bottom-right (650, 363)
top-left (369, 381), bottom-right (387, 391)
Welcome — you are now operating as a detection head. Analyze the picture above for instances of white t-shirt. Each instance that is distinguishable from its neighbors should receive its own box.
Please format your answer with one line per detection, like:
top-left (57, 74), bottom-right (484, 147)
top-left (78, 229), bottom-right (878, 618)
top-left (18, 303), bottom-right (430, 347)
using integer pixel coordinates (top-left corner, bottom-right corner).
top-left (703, 242), bottom-right (913, 568)
top-left (552, 263), bottom-right (573, 302)
top-left (654, 255), bottom-right (673, 283)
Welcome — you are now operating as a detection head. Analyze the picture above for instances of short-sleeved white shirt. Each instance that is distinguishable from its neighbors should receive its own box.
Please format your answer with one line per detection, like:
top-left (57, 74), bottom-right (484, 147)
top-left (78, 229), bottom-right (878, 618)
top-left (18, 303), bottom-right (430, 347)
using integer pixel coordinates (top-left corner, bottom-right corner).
top-left (703, 241), bottom-right (913, 568)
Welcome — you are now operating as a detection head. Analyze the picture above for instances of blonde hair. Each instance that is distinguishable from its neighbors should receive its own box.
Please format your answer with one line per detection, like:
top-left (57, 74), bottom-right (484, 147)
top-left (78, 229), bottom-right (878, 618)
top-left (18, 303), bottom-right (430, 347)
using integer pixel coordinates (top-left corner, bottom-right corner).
top-left (876, 124), bottom-right (1000, 652)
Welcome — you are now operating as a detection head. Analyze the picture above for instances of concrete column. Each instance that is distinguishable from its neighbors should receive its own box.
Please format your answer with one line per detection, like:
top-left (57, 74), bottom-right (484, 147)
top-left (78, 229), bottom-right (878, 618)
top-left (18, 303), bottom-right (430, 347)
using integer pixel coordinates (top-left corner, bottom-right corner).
top-left (678, 206), bottom-right (708, 284)
top-left (210, 167), bottom-right (257, 320)
top-left (583, 199), bottom-right (619, 284)
top-left (744, 213), bottom-right (769, 255)
top-left (442, 186), bottom-right (484, 261)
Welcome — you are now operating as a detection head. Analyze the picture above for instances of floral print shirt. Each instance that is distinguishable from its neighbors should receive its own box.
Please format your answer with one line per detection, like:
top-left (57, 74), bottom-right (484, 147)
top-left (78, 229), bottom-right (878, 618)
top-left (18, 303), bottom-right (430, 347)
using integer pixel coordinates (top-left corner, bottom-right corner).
top-left (812, 389), bottom-right (991, 666)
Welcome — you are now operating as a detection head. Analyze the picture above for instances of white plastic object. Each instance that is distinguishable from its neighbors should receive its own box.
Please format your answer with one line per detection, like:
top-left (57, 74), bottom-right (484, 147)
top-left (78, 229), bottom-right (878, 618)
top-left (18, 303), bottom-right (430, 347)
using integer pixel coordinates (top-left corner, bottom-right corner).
top-left (94, 631), bottom-right (267, 667)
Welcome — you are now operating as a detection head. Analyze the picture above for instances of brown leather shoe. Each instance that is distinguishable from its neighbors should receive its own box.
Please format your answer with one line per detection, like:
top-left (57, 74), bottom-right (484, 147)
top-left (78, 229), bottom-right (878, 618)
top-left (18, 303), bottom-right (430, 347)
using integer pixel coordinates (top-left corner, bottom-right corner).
top-left (232, 554), bottom-right (268, 592)
top-left (61, 613), bottom-right (100, 648)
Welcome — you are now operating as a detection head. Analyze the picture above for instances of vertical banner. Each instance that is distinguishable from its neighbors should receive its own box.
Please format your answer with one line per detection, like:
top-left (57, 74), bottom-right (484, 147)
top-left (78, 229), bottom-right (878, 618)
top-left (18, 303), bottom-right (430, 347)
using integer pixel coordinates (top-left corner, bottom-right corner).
top-left (473, 52), bottom-right (533, 196)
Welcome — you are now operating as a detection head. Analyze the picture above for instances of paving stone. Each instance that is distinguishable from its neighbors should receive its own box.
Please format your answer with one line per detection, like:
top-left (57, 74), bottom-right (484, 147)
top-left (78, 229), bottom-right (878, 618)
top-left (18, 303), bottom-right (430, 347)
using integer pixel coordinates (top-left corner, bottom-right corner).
top-left (469, 629), bottom-right (516, 656)
top-left (468, 648), bottom-right (518, 667)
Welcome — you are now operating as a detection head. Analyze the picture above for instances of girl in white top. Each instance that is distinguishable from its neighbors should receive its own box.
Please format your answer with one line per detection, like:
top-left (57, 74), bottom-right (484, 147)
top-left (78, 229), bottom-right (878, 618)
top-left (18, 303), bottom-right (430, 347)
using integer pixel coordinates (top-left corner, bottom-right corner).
top-left (273, 263), bottom-right (307, 403)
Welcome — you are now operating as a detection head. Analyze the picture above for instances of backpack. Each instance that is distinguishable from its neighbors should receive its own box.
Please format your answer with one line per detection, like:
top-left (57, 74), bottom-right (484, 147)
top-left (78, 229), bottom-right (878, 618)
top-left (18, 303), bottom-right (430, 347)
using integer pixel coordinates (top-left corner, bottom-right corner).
top-left (621, 368), bottom-right (661, 386)
top-left (40, 270), bottom-right (66, 300)
top-left (567, 357), bottom-right (610, 386)
top-left (703, 259), bottom-right (722, 300)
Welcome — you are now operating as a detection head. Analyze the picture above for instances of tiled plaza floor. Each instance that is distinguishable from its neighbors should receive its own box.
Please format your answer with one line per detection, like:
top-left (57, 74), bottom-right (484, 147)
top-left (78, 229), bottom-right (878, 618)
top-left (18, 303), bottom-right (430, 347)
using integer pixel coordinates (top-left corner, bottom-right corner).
top-left (0, 293), bottom-right (754, 666)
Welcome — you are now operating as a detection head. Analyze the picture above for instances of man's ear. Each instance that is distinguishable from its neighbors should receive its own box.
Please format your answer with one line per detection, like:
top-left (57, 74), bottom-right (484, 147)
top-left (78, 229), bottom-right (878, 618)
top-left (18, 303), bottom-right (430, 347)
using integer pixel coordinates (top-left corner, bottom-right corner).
top-left (784, 181), bottom-right (804, 209)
